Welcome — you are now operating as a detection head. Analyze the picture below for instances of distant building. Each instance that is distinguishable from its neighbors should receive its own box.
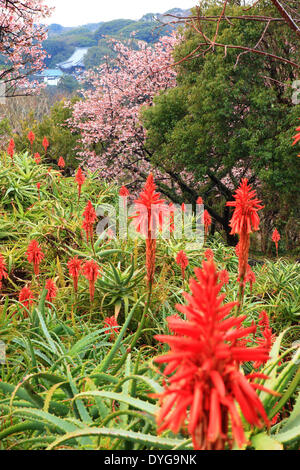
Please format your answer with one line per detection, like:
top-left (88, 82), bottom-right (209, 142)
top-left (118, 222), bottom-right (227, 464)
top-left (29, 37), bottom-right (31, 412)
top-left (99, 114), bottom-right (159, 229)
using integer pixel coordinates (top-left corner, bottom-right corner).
top-left (57, 48), bottom-right (88, 74)
top-left (36, 69), bottom-right (64, 86)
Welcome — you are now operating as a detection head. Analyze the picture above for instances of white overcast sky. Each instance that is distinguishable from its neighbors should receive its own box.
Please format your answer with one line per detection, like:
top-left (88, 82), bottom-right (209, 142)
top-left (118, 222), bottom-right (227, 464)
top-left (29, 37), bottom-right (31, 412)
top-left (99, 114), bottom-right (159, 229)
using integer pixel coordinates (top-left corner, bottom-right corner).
top-left (45, 0), bottom-right (196, 26)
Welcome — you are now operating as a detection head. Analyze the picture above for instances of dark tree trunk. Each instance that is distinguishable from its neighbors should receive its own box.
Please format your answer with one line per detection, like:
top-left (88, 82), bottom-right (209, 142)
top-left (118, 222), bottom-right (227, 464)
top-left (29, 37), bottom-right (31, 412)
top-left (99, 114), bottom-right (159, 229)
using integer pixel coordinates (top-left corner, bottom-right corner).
top-left (223, 204), bottom-right (238, 246)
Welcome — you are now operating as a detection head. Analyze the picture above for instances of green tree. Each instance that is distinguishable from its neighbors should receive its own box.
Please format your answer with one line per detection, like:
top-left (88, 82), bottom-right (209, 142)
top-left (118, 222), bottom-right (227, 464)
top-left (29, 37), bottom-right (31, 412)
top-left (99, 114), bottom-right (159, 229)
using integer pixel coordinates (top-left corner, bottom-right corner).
top-left (84, 39), bottom-right (117, 68)
top-left (142, 2), bottom-right (300, 246)
top-left (58, 75), bottom-right (79, 94)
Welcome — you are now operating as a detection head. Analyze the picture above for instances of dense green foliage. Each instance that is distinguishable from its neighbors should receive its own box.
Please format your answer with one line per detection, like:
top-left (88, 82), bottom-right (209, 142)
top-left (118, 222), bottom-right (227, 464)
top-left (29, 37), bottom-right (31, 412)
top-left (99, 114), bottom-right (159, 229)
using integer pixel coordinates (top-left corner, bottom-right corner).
top-left (83, 39), bottom-right (118, 69)
top-left (58, 75), bottom-right (80, 94)
top-left (0, 152), bottom-right (299, 450)
top-left (94, 19), bottom-right (136, 40)
top-left (142, 2), bottom-right (300, 247)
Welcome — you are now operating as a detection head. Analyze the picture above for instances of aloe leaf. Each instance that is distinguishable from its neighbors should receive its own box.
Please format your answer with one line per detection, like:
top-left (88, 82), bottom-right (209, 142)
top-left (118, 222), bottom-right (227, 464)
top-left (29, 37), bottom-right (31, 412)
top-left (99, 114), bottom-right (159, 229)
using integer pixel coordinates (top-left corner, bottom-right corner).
top-left (93, 295), bottom-right (145, 375)
top-left (73, 391), bottom-right (157, 416)
top-left (47, 427), bottom-right (192, 450)
top-left (251, 432), bottom-right (283, 450)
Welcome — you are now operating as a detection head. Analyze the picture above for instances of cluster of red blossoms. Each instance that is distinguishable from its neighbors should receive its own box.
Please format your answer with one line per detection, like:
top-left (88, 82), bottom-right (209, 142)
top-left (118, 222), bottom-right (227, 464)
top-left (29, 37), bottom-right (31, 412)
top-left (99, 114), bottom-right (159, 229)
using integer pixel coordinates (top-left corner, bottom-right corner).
top-left (17, 280), bottom-right (57, 314)
top-left (155, 261), bottom-right (273, 450)
top-left (1, 238), bottom-right (59, 315)
top-left (68, 256), bottom-right (101, 302)
top-left (132, 175), bottom-right (212, 286)
top-left (7, 132), bottom-right (51, 165)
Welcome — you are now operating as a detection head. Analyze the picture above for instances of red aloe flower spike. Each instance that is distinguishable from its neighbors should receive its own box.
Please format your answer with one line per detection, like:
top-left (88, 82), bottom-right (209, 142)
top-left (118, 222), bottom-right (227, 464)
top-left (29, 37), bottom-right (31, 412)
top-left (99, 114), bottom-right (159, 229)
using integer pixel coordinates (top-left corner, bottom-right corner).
top-left (169, 203), bottom-right (175, 234)
top-left (292, 120), bottom-right (300, 146)
top-left (203, 210), bottom-right (212, 242)
top-left (18, 287), bottom-right (34, 316)
top-left (34, 152), bottom-right (41, 164)
top-left (68, 257), bottom-right (82, 293)
top-left (0, 254), bottom-right (8, 291)
top-left (104, 316), bottom-right (120, 341)
top-left (58, 156), bottom-right (65, 169)
top-left (119, 186), bottom-right (130, 197)
top-left (226, 179), bottom-right (263, 305)
top-left (253, 311), bottom-right (276, 369)
top-left (36, 182), bottom-right (41, 201)
top-left (120, 185), bottom-right (130, 210)
top-left (197, 196), bottom-right (203, 205)
top-left (82, 200), bottom-right (97, 246)
top-left (27, 131), bottom-right (35, 150)
top-left (176, 251), bottom-right (189, 280)
top-left (204, 248), bottom-right (214, 261)
top-left (154, 261), bottom-right (271, 450)
top-left (75, 167), bottom-right (85, 201)
top-left (245, 265), bottom-right (256, 293)
top-left (218, 269), bottom-right (229, 286)
top-left (7, 138), bottom-right (15, 162)
top-left (45, 279), bottom-right (57, 304)
top-left (132, 173), bottom-right (166, 287)
top-left (26, 240), bottom-right (44, 276)
top-left (272, 228), bottom-right (280, 257)
top-left (83, 260), bottom-right (100, 302)
top-left (42, 137), bottom-right (49, 154)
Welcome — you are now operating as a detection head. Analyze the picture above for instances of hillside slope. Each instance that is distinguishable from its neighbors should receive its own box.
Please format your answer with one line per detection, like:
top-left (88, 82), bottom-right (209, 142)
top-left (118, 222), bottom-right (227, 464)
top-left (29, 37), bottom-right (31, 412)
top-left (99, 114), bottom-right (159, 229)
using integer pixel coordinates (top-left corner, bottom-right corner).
top-left (44, 8), bottom-right (191, 69)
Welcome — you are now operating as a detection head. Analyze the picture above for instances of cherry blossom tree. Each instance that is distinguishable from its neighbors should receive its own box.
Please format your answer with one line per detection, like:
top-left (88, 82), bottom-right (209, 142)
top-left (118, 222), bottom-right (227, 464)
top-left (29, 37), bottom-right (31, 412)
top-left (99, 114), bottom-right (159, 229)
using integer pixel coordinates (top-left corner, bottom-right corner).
top-left (67, 34), bottom-right (249, 243)
top-left (68, 35), bottom-right (179, 188)
top-left (0, 0), bottom-right (52, 97)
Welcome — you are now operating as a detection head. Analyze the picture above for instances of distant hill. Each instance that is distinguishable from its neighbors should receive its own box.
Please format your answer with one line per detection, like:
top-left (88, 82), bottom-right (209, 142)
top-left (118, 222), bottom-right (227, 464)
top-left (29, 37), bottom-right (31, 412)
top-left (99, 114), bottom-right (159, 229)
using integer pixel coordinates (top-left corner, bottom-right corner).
top-left (47, 22), bottom-right (104, 37)
top-left (44, 8), bottom-right (191, 69)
